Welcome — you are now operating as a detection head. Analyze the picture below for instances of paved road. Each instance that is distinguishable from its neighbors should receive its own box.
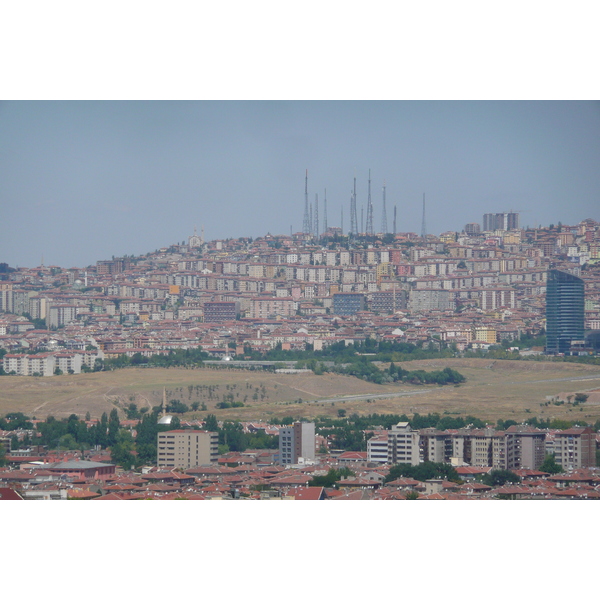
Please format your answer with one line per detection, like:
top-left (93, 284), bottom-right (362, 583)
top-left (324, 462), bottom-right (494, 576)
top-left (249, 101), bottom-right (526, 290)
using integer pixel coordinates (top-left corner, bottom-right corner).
top-left (502, 374), bottom-right (600, 385)
top-left (311, 389), bottom-right (433, 404)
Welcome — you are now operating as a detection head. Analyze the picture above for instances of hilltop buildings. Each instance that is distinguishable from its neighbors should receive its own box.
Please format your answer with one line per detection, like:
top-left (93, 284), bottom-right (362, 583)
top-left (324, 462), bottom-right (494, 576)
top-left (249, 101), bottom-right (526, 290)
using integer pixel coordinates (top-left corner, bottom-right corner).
top-left (0, 217), bottom-right (598, 375)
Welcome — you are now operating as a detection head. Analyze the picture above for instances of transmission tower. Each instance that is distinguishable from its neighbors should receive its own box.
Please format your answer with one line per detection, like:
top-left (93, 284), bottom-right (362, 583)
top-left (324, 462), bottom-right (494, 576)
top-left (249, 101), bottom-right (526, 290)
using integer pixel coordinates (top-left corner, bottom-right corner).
top-left (350, 174), bottom-right (358, 236)
top-left (309, 204), bottom-right (313, 237)
top-left (393, 204), bottom-right (397, 235)
top-left (365, 169), bottom-right (374, 236)
top-left (302, 170), bottom-right (310, 235)
top-left (314, 193), bottom-right (319, 238)
top-left (421, 193), bottom-right (427, 239)
top-left (323, 189), bottom-right (327, 233)
top-left (381, 180), bottom-right (388, 234)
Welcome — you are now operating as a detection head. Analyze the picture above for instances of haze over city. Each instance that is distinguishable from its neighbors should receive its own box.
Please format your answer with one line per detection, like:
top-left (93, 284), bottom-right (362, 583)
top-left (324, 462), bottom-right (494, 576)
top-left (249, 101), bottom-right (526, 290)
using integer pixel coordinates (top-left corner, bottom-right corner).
top-left (1, 100), bottom-right (599, 269)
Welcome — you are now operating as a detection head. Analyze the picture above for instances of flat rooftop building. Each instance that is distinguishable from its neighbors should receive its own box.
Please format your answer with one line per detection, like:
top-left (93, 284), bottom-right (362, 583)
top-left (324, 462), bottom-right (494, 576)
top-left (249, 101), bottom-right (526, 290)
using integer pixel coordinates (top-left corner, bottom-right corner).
top-left (157, 430), bottom-right (219, 469)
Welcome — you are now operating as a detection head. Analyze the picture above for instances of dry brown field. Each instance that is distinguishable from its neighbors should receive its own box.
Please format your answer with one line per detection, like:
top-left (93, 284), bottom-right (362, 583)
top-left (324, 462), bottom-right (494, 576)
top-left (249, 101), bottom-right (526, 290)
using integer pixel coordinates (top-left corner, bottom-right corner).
top-left (1, 359), bottom-right (600, 425)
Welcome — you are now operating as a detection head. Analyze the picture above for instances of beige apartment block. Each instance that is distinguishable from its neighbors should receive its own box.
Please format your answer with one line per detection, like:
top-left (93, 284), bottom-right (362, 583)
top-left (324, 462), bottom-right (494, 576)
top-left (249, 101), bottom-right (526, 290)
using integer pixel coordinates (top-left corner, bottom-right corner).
top-left (553, 427), bottom-right (596, 470)
top-left (157, 430), bottom-right (219, 469)
top-left (473, 326), bottom-right (497, 344)
top-left (492, 426), bottom-right (546, 470)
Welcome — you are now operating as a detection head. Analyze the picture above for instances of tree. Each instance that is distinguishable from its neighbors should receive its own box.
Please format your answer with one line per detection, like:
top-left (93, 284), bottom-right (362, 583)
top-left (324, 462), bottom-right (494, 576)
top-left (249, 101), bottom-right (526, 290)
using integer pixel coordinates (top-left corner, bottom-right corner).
top-left (107, 408), bottom-right (120, 446)
top-left (481, 469), bottom-right (521, 487)
top-left (0, 441), bottom-right (7, 467)
top-left (204, 414), bottom-right (219, 432)
top-left (539, 454), bottom-right (563, 474)
top-left (96, 412), bottom-right (108, 448)
top-left (110, 430), bottom-right (137, 470)
top-left (309, 467), bottom-right (355, 487)
top-left (384, 461), bottom-right (460, 483)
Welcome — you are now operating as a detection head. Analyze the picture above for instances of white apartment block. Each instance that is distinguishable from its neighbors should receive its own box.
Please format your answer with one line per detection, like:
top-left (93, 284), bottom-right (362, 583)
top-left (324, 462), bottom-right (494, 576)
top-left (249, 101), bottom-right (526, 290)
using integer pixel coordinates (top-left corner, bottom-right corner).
top-left (3, 349), bottom-right (104, 376)
top-left (387, 423), bottom-right (420, 466)
top-left (367, 434), bottom-right (389, 463)
top-left (3, 353), bottom-right (56, 376)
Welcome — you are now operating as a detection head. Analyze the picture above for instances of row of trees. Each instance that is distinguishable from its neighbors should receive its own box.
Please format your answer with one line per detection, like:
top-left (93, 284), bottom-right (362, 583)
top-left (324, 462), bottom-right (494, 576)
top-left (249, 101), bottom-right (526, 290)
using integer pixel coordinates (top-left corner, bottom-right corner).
top-left (103, 348), bottom-right (211, 371)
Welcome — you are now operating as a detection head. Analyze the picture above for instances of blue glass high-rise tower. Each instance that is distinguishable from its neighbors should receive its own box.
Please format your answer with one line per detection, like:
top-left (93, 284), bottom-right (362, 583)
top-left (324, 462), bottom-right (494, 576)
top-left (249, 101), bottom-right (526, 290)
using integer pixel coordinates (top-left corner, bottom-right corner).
top-left (545, 269), bottom-right (584, 354)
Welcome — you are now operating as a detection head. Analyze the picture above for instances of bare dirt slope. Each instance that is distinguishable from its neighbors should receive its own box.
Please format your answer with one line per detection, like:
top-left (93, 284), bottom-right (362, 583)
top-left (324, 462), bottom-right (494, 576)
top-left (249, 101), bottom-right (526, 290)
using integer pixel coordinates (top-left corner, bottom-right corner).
top-left (1, 359), bottom-right (600, 424)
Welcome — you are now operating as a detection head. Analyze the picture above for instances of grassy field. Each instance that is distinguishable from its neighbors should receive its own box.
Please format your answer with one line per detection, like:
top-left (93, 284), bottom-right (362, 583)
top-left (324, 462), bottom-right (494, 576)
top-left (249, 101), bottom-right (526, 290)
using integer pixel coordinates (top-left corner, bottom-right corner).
top-left (1, 358), bottom-right (600, 425)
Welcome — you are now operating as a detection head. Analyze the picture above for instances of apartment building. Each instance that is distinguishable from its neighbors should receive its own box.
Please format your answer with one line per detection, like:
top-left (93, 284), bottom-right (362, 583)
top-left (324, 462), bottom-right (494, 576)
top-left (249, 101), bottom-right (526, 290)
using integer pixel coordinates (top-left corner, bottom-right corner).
top-left (366, 434), bottom-right (389, 463)
top-left (492, 426), bottom-right (546, 470)
top-left (451, 429), bottom-right (495, 467)
top-left (3, 353), bottom-right (56, 376)
top-left (408, 289), bottom-right (456, 312)
top-left (279, 422), bottom-right (316, 465)
top-left (48, 304), bottom-right (81, 329)
top-left (332, 292), bottom-right (366, 316)
top-left (420, 428), bottom-right (454, 463)
top-left (553, 427), bottom-right (595, 470)
top-left (387, 422), bottom-right (420, 466)
top-left (250, 297), bottom-right (296, 319)
top-left (0, 283), bottom-right (13, 313)
top-left (370, 290), bottom-right (407, 314)
top-left (203, 301), bottom-right (239, 323)
top-left (157, 430), bottom-right (219, 469)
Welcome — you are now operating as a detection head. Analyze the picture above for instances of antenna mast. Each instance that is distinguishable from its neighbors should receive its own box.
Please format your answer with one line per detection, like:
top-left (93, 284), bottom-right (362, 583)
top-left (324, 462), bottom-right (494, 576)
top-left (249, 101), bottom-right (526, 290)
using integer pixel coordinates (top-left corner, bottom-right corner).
top-left (302, 170), bottom-right (310, 235)
top-left (421, 193), bottom-right (427, 240)
top-left (350, 173), bottom-right (358, 236)
top-left (366, 169), bottom-right (374, 235)
top-left (393, 204), bottom-right (397, 235)
top-left (323, 189), bottom-right (327, 233)
top-left (314, 193), bottom-right (319, 238)
top-left (381, 180), bottom-right (388, 234)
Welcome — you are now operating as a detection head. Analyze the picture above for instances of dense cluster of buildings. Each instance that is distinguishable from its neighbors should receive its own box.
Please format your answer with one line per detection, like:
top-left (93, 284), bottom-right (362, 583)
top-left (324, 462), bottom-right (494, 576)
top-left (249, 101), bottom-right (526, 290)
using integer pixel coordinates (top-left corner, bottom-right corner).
top-left (1, 215), bottom-right (600, 375)
top-left (2, 423), bottom-right (600, 500)
top-left (367, 422), bottom-right (596, 471)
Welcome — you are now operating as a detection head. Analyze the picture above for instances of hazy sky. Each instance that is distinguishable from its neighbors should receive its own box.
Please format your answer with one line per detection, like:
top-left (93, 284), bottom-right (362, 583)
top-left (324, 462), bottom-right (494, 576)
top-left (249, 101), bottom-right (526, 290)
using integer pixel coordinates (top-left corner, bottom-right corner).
top-left (1, 100), bottom-right (599, 269)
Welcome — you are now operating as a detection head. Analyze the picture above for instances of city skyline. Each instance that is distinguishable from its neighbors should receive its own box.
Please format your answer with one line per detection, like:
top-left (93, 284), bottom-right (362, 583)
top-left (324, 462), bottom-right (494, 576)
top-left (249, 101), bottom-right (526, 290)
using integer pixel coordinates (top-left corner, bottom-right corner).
top-left (1, 101), bottom-right (599, 269)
